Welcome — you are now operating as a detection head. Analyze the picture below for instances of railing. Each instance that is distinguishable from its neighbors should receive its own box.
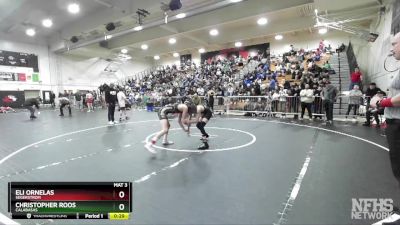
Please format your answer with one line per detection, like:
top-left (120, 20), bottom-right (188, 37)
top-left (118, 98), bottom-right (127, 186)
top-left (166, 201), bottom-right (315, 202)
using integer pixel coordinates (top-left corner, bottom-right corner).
top-left (346, 42), bottom-right (358, 75)
top-left (338, 50), bottom-right (343, 115)
top-left (128, 95), bottom-right (368, 119)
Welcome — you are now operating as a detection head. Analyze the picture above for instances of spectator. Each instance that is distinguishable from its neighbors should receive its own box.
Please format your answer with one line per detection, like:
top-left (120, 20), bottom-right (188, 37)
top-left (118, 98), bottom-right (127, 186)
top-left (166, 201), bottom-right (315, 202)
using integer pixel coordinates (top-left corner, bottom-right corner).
top-left (50, 91), bottom-right (55, 108)
top-left (321, 81), bottom-right (338, 125)
top-left (350, 67), bottom-right (362, 90)
top-left (313, 85), bottom-right (323, 119)
top-left (117, 88), bottom-right (128, 122)
top-left (85, 91), bottom-right (94, 112)
top-left (346, 85), bottom-right (363, 118)
top-left (74, 92), bottom-right (82, 110)
top-left (363, 90), bottom-right (386, 127)
top-left (365, 82), bottom-right (383, 104)
top-left (197, 86), bottom-right (205, 96)
top-left (300, 84), bottom-right (314, 120)
top-left (269, 78), bottom-right (276, 92)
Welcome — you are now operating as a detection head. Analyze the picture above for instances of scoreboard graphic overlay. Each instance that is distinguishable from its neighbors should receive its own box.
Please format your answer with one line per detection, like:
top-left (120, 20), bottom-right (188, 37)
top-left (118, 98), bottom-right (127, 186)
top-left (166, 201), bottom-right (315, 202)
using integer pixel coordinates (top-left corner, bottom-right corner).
top-left (8, 182), bottom-right (132, 220)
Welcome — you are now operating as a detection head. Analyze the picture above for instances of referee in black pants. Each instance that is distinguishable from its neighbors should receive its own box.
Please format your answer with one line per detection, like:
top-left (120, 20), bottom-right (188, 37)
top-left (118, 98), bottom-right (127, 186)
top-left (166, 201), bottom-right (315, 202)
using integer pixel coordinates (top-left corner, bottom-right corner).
top-left (381, 32), bottom-right (400, 225)
top-left (105, 83), bottom-right (118, 125)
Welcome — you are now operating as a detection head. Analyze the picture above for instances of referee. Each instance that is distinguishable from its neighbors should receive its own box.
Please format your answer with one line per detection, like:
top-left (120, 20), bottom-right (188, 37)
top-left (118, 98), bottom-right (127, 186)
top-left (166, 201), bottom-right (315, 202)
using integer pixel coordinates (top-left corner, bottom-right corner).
top-left (380, 32), bottom-right (400, 225)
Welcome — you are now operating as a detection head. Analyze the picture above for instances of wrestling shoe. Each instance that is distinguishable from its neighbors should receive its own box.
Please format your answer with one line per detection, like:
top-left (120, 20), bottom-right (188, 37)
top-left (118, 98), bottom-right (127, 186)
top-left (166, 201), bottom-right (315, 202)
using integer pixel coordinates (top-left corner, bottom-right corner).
top-left (145, 142), bottom-right (157, 154)
top-left (162, 141), bottom-right (174, 145)
top-left (200, 135), bottom-right (209, 141)
top-left (198, 142), bottom-right (209, 150)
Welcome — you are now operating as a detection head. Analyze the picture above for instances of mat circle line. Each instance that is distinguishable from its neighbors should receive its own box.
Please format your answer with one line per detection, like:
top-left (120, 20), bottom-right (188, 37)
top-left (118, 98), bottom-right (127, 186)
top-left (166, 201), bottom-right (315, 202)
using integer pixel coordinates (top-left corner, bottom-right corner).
top-left (145, 127), bottom-right (257, 152)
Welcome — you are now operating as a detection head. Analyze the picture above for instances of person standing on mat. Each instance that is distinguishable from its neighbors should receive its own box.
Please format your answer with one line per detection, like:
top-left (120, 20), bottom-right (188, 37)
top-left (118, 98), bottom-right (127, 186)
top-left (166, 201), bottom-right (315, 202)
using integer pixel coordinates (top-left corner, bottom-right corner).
top-left (378, 32), bottom-right (400, 225)
top-left (145, 102), bottom-right (192, 153)
top-left (50, 91), bottom-right (55, 109)
top-left (59, 97), bottom-right (72, 117)
top-left (85, 91), bottom-right (94, 112)
top-left (105, 83), bottom-right (118, 125)
top-left (189, 104), bottom-right (213, 150)
top-left (117, 88), bottom-right (128, 122)
top-left (321, 81), bottom-right (338, 125)
top-left (24, 97), bottom-right (40, 119)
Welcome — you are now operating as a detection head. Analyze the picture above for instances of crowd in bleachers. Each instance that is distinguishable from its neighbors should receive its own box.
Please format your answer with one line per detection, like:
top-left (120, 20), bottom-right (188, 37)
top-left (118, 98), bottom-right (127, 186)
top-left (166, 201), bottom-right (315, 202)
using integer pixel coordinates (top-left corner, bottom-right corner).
top-left (103, 41), bottom-right (341, 121)
top-left (115, 40), bottom-right (333, 101)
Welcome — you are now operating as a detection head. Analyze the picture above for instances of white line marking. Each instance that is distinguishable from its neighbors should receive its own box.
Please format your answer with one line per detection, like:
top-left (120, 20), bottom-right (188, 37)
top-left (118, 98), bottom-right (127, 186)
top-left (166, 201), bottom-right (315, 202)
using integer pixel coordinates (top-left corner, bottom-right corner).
top-left (123, 144), bottom-right (131, 148)
top-left (134, 158), bottom-right (189, 184)
top-left (145, 127), bottom-right (257, 152)
top-left (36, 165), bottom-right (48, 170)
top-left (232, 118), bottom-right (389, 151)
top-left (0, 212), bottom-right (20, 225)
top-left (0, 120), bottom-right (157, 166)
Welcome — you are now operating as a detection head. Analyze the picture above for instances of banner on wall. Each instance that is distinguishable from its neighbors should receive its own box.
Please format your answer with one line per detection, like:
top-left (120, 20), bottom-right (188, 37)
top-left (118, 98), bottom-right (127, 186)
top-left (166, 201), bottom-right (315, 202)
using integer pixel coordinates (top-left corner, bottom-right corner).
top-left (200, 43), bottom-right (270, 63)
top-left (0, 65), bottom-right (38, 82)
top-left (0, 91), bottom-right (25, 108)
top-left (0, 50), bottom-right (39, 72)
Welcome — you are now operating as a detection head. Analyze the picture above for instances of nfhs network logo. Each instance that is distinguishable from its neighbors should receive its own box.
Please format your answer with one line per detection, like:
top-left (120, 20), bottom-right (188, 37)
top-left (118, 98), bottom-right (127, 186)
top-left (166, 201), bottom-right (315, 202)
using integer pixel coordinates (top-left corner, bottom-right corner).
top-left (351, 198), bottom-right (393, 220)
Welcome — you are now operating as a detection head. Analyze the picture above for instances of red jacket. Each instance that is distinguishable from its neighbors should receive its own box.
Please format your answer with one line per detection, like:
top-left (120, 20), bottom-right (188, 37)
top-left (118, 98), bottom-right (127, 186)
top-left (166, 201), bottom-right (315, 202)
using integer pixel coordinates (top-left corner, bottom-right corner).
top-left (351, 71), bottom-right (362, 83)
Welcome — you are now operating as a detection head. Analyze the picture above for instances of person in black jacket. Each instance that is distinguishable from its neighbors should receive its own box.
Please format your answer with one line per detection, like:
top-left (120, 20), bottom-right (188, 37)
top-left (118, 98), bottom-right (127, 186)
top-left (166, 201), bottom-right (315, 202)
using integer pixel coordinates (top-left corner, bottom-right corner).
top-left (24, 97), bottom-right (40, 119)
top-left (105, 83), bottom-right (118, 125)
top-left (365, 83), bottom-right (383, 103)
top-left (50, 92), bottom-right (55, 108)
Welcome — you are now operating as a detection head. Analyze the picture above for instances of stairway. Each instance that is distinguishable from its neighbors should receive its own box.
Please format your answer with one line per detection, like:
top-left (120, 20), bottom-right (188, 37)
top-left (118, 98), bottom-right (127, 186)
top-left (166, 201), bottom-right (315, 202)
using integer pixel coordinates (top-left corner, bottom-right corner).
top-left (328, 52), bottom-right (351, 115)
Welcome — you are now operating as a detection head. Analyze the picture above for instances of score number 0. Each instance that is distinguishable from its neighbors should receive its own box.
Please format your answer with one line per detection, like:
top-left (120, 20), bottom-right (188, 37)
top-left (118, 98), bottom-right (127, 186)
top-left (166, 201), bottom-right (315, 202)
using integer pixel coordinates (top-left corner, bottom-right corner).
top-left (118, 191), bottom-right (125, 211)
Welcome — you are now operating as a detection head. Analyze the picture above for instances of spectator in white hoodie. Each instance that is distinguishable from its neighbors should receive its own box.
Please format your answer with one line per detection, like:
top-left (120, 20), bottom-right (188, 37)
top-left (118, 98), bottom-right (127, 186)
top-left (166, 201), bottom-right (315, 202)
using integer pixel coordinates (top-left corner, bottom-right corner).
top-left (300, 84), bottom-right (315, 120)
top-left (117, 89), bottom-right (128, 122)
top-left (346, 85), bottom-right (363, 118)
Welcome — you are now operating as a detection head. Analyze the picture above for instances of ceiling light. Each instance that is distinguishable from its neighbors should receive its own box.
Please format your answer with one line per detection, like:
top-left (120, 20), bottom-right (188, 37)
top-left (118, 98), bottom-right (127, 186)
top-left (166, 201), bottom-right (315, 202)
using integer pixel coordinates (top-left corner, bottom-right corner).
top-left (173, 52), bottom-right (180, 57)
top-left (198, 48), bottom-right (205, 53)
top-left (42, 18), bottom-right (53, 28)
top-left (26, 28), bottom-right (35, 36)
top-left (121, 49), bottom-right (128, 54)
top-left (68, 3), bottom-right (80, 14)
top-left (154, 55), bottom-right (160, 60)
top-left (318, 27), bottom-right (328, 34)
top-left (257, 18), bottom-right (268, 25)
top-left (275, 34), bottom-right (283, 40)
top-left (235, 42), bottom-right (242, 47)
top-left (141, 44), bottom-right (148, 50)
top-left (230, 0), bottom-right (242, 2)
top-left (133, 26), bottom-right (143, 31)
top-left (176, 13), bottom-right (186, 19)
top-left (209, 29), bottom-right (219, 36)
top-left (169, 38), bottom-right (177, 44)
